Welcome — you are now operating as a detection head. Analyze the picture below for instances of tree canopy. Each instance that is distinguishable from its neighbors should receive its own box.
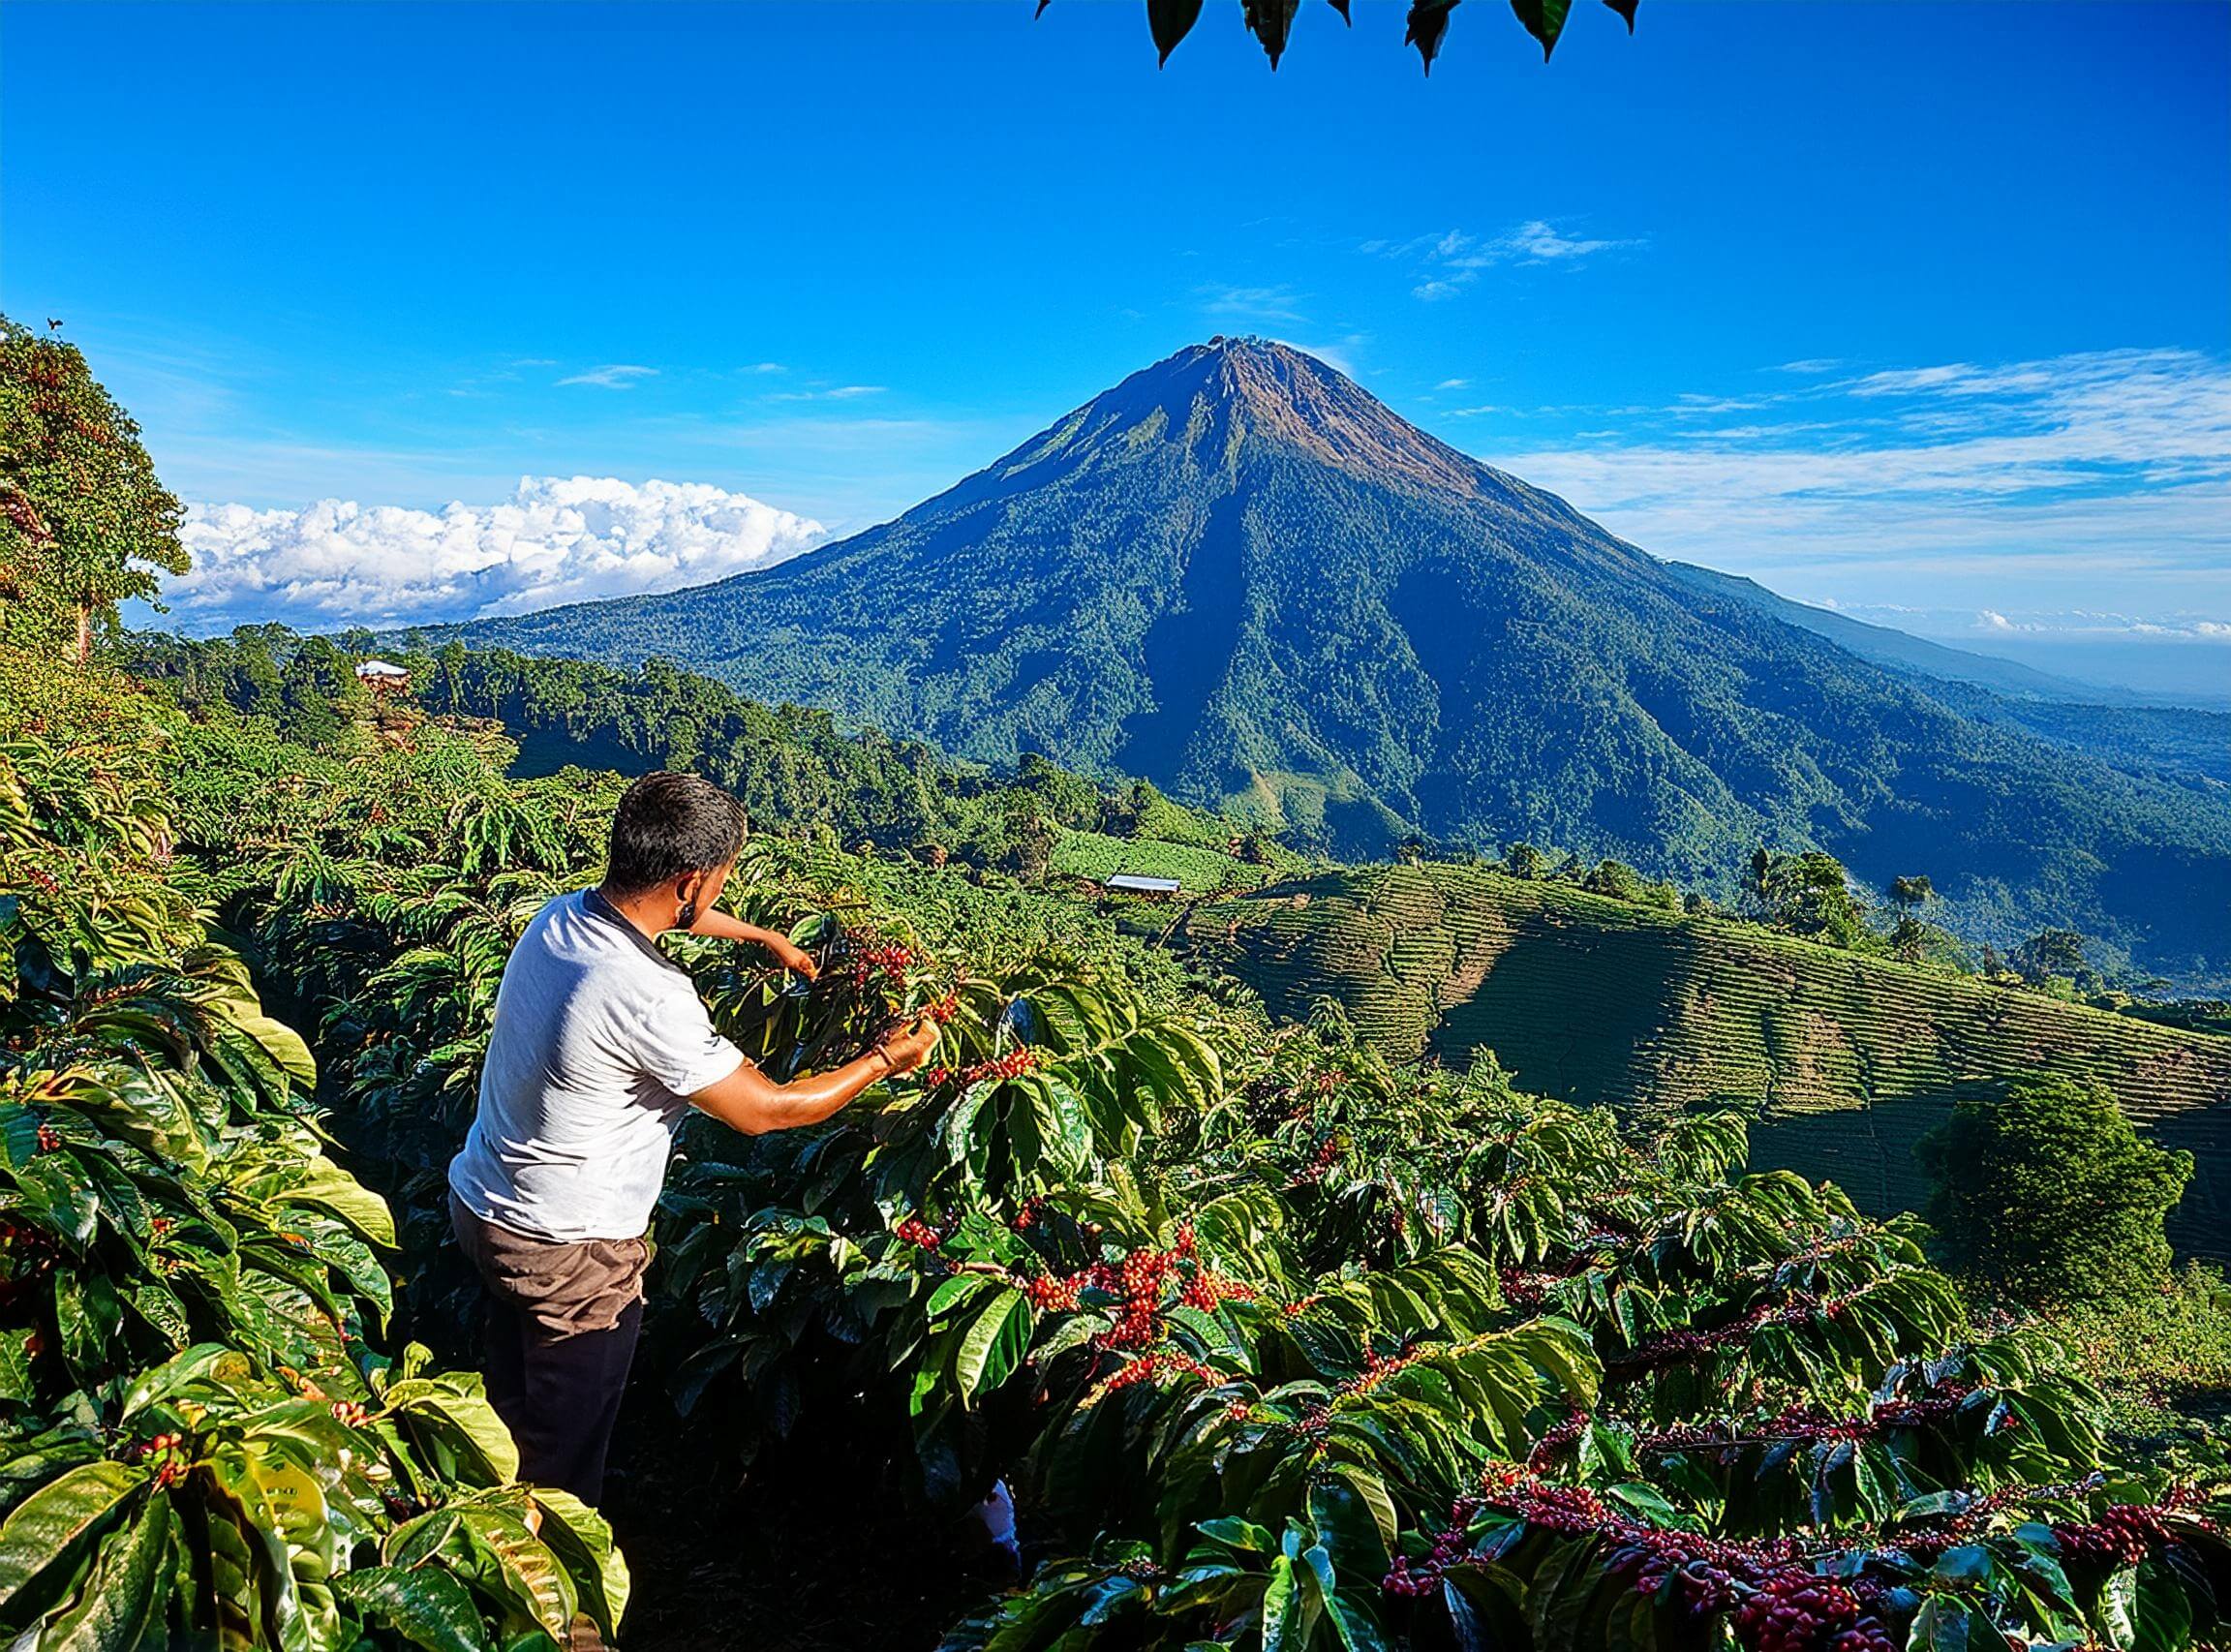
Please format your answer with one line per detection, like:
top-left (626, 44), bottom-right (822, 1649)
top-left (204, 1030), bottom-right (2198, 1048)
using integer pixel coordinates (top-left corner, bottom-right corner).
top-left (0, 314), bottom-right (188, 660)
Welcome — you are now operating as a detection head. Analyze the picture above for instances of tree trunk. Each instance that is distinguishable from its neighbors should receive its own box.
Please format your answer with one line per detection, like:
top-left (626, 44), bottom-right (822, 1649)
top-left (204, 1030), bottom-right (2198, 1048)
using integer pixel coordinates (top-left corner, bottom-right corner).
top-left (74, 603), bottom-right (91, 664)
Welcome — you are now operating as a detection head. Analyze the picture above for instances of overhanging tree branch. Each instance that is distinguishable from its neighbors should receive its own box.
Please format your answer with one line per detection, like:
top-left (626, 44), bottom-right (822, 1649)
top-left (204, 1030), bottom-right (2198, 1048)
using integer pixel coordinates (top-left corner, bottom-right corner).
top-left (1035, 0), bottom-right (1640, 74)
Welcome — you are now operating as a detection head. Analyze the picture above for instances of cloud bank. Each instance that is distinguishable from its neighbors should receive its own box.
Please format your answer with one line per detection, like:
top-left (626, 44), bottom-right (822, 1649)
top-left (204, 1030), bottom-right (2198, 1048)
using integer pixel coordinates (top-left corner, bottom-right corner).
top-left (1469, 346), bottom-right (2231, 637)
top-left (164, 475), bottom-right (826, 632)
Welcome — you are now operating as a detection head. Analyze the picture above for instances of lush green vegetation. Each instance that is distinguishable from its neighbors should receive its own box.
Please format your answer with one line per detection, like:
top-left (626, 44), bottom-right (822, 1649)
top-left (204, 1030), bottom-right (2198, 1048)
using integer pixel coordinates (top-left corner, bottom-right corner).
top-left (1920, 1078), bottom-right (2195, 1310)
top-left (72, 671), bottom-right (2227, 1652)
top-left (13, 312), bottom-right (2231, 1652)
top-left (0, 318), bottom-right (189, 663)
top-left (118, 627), bottom-right (1263, 885)
top-left (1177, 861), bottom-right (2231, 1258)
top-left (428, 337), bottom-right (2231, 991)
top-left (0, 660), bottom-right (625, 1648)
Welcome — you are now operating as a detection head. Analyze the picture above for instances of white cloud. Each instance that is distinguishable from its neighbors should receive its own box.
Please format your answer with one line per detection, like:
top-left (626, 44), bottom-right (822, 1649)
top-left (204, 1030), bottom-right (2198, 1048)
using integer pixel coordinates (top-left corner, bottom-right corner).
top-left (747, 361), bottom-right (787, 374)
top-left (162, 475), bottom-right (827, 631)
top-left (1378, 220), bottom-right (1643, 301)
top-left (557, 364), bottom-right (657, 389)
top-left (1197, 283), bottom-right (1309, 323)
top-left (1437, 379), bottom-right (1471, 390)
top-left (1466, 347), bottom-right (2231, 631)
top-left (770, 384), bottom-right (887, 402)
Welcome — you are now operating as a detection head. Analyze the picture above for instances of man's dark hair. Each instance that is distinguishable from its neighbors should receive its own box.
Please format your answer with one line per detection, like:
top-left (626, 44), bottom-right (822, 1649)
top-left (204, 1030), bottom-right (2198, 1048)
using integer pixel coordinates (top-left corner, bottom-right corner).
top-left (603, 772), bottom-right (746, 894)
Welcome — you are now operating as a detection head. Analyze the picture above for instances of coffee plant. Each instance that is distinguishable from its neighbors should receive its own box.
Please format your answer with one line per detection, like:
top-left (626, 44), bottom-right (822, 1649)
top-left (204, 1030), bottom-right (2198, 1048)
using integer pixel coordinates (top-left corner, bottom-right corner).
top-left (0, 658), bottom-right (625, 1648)
top-left (30, 653), bottom-right (2226, 1652)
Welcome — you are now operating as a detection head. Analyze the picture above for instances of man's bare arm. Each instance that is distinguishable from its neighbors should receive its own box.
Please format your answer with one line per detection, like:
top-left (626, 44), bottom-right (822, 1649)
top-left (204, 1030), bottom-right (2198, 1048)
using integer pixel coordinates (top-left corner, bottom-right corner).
top-left (685, 905), bottom-right (819, 979)
top-left (689, 1020), bottom-right (938, 1136)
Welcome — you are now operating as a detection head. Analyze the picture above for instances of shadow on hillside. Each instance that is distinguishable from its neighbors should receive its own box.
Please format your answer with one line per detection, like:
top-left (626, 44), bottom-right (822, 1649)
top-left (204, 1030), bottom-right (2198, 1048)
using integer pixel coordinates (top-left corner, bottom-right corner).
top-left (1430, 916), bottom-right (1685, 1105)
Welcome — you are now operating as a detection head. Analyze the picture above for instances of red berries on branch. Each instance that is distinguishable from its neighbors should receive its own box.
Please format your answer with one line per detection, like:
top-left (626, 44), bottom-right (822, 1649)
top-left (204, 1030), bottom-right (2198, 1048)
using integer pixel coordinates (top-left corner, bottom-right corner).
top-left (1526, 1404), bottom-right (1590, 1470)
top-left (1291, 1134), bottom-right (1343, 1185)
top-left (842, 940), bottom-right (919, 992)
top-left (921, 1047), bottom-right (1040, 1090)
top-left (34, 1124), bottom-right (61, 1154)
top-left (2053, 1503), bottom-right (2185, 1567)
top-left (132, 1431), bottom-right (192, 1490)
top-left (1085, 1351), bottom-right (1219, 1403)
top-left (1632, 1383), bottom-right (1977, 1459)
top-left (1732, 1573), bottom-right (1880, 1652)
top-left (1025, 1273), bottom-right (1082, 1311)
top-left (1395, 1465), bottom-right (2210, 1652)
top-left (1179, 1268), bottom-right (1257, 1312)
top-left (1604, 1293), bottom-right (1844, 1377)
top-left (895, 1216), bottom-right (944, 1250)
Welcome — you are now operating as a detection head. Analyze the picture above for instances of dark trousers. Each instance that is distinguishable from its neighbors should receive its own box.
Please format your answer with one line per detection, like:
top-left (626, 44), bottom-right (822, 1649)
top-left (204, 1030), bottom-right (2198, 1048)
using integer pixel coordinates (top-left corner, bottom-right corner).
top-left (480, 1292), bottom-right (644, 1506)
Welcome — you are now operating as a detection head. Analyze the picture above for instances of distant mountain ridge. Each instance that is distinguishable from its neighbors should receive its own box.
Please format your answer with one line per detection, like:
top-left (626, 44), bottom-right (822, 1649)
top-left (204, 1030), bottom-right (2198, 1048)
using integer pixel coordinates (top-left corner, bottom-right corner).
top-left (440, 337), bottom-right (2231, 987)
top-left (1659, 563), bottom-right (2130, 704)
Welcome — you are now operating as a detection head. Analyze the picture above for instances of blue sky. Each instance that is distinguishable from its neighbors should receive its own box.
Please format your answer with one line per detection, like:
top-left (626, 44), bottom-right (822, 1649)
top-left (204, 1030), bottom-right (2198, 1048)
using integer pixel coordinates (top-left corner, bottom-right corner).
top-left (5, 2), bottom-right (2227, 692)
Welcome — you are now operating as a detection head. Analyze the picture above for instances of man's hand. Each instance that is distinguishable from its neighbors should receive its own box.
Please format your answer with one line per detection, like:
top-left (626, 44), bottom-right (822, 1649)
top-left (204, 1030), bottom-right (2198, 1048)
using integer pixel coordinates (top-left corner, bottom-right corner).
top-left (764, 935), bottom-right (819, 981)
top-left (878, 1018), bottom-right (939, 1077)
top-left (691, 1016), bottom-right (938, 1137)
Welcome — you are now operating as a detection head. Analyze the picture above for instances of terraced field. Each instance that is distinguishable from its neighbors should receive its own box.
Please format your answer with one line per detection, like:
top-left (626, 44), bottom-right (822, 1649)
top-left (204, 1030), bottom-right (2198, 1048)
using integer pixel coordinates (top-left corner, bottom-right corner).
top-left (1051, 829), bottom-right (1278, 894)
top-left (1178, 864), bottom-right (2231, 1257)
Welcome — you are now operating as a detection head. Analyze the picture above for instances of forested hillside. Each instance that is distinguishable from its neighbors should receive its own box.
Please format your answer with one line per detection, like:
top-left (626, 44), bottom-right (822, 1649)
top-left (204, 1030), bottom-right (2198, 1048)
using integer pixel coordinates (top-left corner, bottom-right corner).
top-left (1178, 862), bottom-right (2231, 1254)
top-left (432, 337), bottom-right (2231, 989)
top-left (115, 627), bottom-right (1261, 876)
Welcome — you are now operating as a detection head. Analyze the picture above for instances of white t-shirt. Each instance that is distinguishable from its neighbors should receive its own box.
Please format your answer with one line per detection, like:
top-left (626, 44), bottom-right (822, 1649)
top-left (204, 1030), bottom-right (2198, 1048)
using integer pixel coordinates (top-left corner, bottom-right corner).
top-left (448, 890), bottom-right (746, 1243)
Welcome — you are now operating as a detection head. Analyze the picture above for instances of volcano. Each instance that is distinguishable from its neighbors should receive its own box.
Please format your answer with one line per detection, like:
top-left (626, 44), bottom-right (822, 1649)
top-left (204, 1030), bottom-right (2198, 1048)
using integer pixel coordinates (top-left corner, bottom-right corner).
top-left (446, 337), bottom-right (2231, 983)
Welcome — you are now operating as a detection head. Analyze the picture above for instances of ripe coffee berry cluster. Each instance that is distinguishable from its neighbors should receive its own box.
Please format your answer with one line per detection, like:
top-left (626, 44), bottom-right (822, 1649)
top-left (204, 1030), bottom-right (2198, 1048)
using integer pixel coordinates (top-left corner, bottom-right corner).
top-left (1731, 1574), bottom-right (1881, 1652)
top-left (1456, 1464), bottom-right (1936, 1652)
top-left (2053, 1503), bottom-right (2184, 1567)
top-left (1292, 1134), bottom-right (1343, 1186)
top-left (1086, 1350), bottom-right (1218, 1403)
top-left (133, 1430), bottom-right (192, 1490)
top-left (34, 1124), bottom-right (61, 1153)
top-left (1179, 1267), bottom-right (1256, 1312)
top-left (1526, 1404), bottom-right (1591, 1470)
top-left (921, 1048), bottom-right (1041, 1090)
top-left (1095, 1245), bottom-right (1177, 1350)
top-left (841, 938), bottom-right (919, 992)
top-left (1383, 1500), bottom-right (1482, 1597)
top-left (1636, 1389), bottom-right (1946, 1460)
top-left (1025, 1273), bottom-right (1082, 1311)
top-left (1606, 1293), bottom-right (1836, 1377)
top-left (895, 1216), bottom-right (944, 1250)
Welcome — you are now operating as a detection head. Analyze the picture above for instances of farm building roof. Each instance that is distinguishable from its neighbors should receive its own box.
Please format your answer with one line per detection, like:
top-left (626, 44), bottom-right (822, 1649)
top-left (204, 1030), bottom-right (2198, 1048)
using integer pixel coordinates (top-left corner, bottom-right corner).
top-left (354, 659), bottom-right (410, 679)
top-left (1105, 873), bottom-right (1181, 894)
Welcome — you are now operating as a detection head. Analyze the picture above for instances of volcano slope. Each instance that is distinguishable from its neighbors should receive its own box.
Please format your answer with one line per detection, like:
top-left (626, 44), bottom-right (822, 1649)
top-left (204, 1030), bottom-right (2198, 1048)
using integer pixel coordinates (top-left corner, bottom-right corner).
top-left (444, 336), bottom-right (2231, 989)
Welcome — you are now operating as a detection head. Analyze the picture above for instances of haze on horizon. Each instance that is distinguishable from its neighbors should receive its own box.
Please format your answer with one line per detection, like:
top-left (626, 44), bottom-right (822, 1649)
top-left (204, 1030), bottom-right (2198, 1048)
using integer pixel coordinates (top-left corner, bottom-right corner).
top-left (3, 1), bottom-right (2225, 698)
